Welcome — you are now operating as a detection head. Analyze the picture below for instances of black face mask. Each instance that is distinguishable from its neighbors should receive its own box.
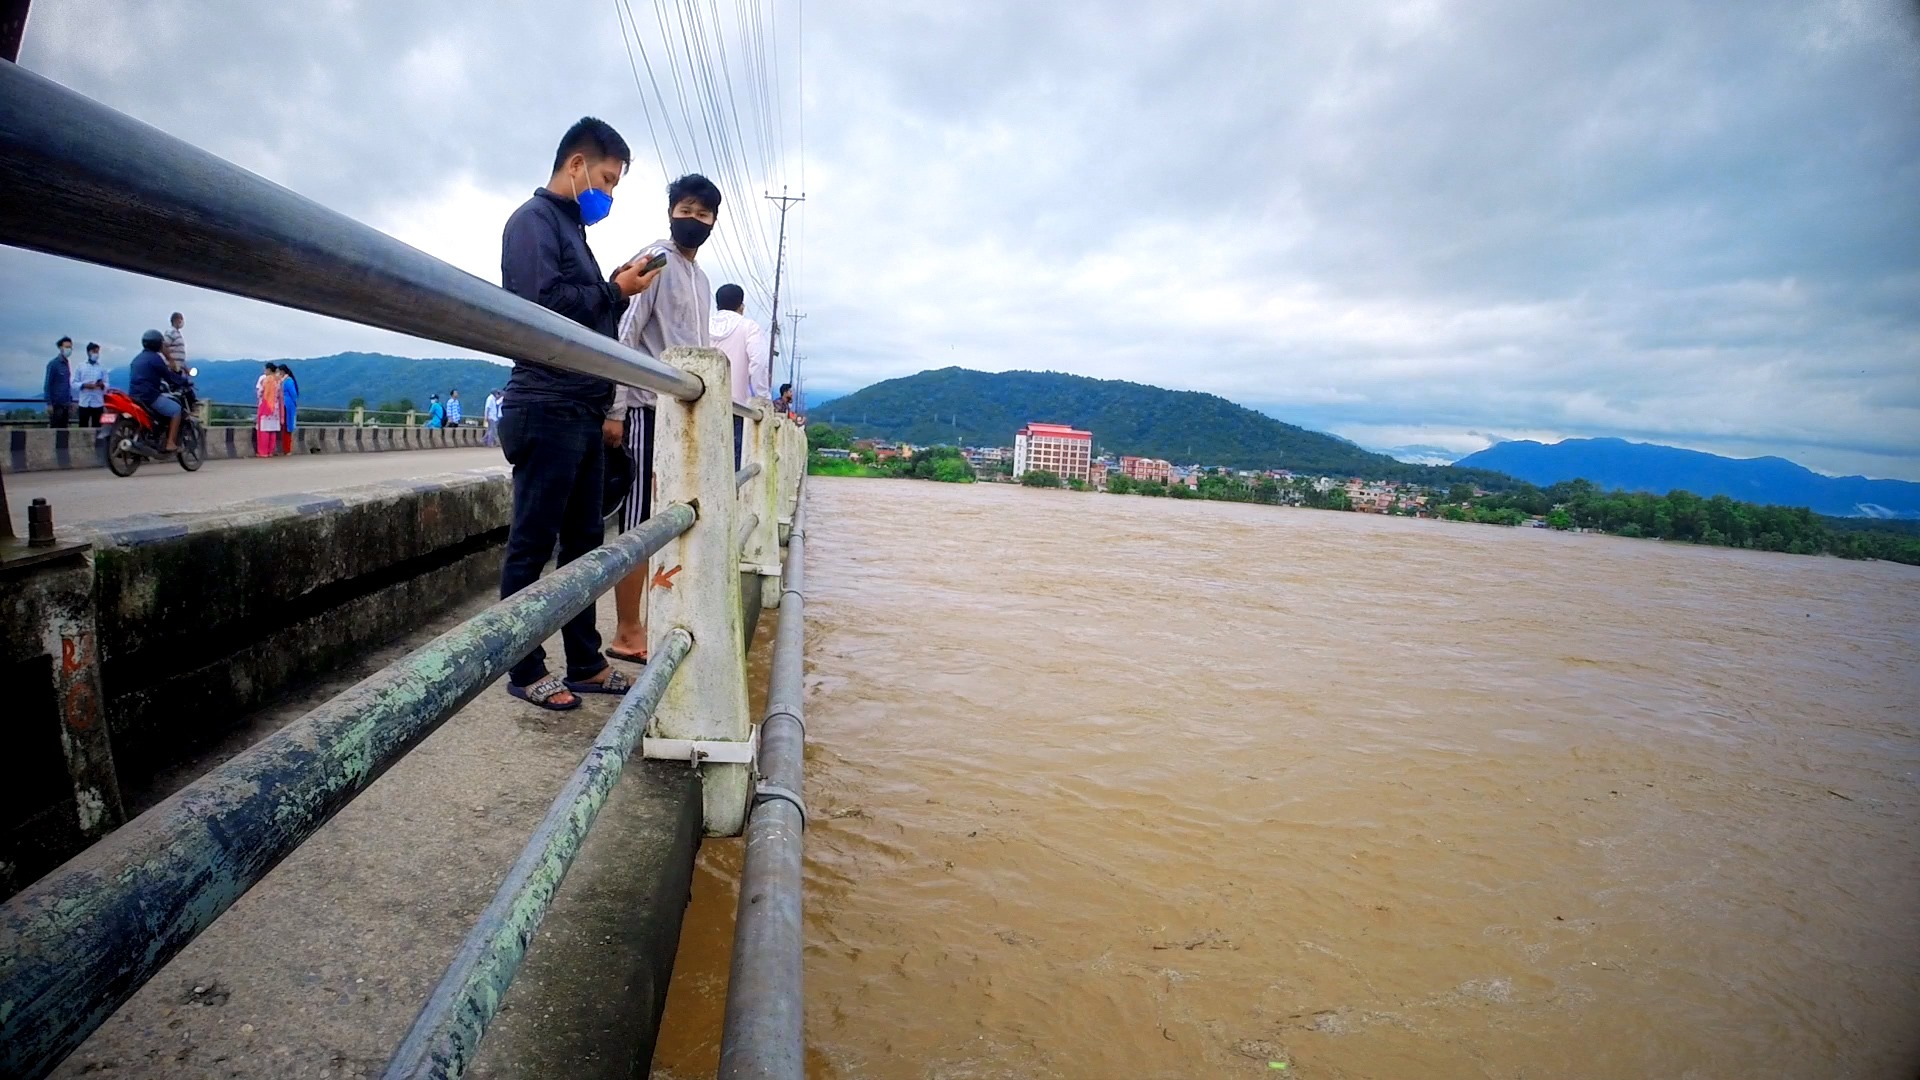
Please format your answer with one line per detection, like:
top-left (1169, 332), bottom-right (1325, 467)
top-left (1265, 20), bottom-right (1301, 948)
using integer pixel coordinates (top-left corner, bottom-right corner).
top-left (670, 216), bottom-right (713, 250)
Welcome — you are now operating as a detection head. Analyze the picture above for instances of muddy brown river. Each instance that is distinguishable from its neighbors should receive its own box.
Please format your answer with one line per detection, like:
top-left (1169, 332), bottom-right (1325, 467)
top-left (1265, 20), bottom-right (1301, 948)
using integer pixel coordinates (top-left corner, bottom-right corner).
top-left (652, 477), bottom-right (1920, 1078)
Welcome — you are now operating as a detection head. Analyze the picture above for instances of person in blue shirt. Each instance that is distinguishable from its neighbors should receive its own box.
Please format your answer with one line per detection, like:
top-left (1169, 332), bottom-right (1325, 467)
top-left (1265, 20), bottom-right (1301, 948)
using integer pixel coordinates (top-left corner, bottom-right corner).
top-left (128, 329), bottom-right (183, 452)
top-left (278, 363), bottom-right (301, 455)
top-left (424, 394), bottom-right (445, 428)
top-left (44, 337), bottom-right (75, 428)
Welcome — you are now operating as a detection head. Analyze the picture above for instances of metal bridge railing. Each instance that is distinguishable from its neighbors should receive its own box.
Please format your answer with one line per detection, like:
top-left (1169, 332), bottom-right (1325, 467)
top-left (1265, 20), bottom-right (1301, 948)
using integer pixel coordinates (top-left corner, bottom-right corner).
top-left (0, 58), bottom-right (812, 1080)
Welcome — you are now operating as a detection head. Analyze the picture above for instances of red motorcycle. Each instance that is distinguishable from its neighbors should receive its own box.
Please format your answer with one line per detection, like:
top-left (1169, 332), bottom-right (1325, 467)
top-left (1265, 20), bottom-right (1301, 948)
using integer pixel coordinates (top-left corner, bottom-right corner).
top-left (101, 377), bottom-right (205, 476)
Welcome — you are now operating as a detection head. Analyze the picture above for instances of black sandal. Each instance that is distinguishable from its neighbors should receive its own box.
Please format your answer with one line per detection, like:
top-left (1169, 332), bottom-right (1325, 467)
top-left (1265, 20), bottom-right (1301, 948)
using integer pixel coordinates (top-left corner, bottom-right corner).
top-left (508, 674), bottom-right (580, 711)
top-left (565, 668), bottom-right (633, 696)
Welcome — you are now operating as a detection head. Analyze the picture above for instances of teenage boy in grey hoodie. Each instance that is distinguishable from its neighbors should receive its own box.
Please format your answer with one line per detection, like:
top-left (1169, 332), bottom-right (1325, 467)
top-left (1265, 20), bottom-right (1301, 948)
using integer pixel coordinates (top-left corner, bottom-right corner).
top-left (603, 173), bottom-right (722, 665)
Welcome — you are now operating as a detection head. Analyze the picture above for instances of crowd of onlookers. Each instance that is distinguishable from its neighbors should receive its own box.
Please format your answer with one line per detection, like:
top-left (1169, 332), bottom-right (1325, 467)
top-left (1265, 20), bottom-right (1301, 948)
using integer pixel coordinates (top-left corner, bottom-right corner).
top-left (40, 312), bottom-right (189, 428)
top-left (492, 116), bottom-right (795, 711)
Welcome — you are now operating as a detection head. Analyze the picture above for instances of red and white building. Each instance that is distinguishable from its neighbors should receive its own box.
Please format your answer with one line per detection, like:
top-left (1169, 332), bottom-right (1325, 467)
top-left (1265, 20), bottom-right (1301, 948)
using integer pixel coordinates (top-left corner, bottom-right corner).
top-left (1120, 455), bottom-right (1172, 484)
top-left (1013, 422), bottom-right (1094, 483)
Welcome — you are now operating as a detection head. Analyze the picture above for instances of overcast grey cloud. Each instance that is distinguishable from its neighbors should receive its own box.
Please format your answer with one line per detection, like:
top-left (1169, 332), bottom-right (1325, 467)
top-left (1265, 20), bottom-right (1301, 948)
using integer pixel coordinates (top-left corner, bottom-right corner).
top-left (5, 0), bottom-right (1918, 477)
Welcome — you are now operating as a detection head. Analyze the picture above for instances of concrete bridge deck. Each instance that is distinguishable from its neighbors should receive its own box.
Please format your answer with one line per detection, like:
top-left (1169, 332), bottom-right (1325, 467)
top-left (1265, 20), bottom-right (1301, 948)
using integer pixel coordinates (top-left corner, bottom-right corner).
top-left (49, 589), bottom-right (769, 1079)
top-left (5, 446), bottom-right (504, 532)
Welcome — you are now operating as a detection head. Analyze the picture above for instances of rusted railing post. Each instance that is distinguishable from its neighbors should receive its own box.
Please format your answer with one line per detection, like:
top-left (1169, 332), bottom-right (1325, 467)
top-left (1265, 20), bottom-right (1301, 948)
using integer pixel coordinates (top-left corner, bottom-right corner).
top-left (647, 346), bottom-right (753, 835)
top-left (741, 399), bottom-right (783, 610)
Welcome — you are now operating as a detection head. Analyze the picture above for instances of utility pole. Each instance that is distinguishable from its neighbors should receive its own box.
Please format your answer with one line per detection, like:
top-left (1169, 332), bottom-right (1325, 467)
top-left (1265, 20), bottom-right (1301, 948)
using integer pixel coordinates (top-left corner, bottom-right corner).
top-left (764, 187), bottom-right (805, 390)
top-left (785, 311), bottom-right (807, 388)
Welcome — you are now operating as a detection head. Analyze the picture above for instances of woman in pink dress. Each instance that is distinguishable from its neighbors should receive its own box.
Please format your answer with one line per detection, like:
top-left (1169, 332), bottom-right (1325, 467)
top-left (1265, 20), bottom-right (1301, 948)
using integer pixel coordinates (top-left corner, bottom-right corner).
top-left (255, 362), bottom-right (282, 457)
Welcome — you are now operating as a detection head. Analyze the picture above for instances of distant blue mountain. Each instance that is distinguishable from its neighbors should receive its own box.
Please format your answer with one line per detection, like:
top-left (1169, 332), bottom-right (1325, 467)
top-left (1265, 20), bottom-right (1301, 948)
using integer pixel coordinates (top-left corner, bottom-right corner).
top-left (100, 352), bottom-right (512, 412)
top-left (1455, 438), bottom-right (1920, 519)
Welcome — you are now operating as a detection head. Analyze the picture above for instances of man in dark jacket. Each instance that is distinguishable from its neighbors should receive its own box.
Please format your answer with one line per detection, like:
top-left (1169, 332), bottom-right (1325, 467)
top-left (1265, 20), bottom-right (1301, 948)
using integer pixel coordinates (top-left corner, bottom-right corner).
top-left (44, 337), bottom-right (75, 428)
top-left (495, 116), bottom-right (663, 711)
top-left (128, 329), bottom-right (184, 452)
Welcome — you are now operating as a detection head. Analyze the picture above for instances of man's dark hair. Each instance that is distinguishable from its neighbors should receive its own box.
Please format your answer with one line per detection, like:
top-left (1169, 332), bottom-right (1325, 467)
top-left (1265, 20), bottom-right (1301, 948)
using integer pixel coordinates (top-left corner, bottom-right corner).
top-left (552, 117), bottom-right (631, 173)
top-left (667, 173), bottom-right (723, 213)
top-left (715, 283), bottom-right (745, 311)
top-left (170, 312), bottom-right (183, 322)
top-left (56, 336), bottom-right (72, 347)
top-left (86, 342), bottom-right (100, 353)
top-left (778, 383), bottom-right (793, 396)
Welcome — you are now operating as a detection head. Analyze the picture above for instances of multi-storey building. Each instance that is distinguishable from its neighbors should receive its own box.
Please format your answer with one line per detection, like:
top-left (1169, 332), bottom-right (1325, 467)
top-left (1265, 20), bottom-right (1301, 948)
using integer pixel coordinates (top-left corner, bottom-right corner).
top-left (1120, 456), bottom-right (1173, 483)
top-left (1013, 422), bottom-right (1093, 483)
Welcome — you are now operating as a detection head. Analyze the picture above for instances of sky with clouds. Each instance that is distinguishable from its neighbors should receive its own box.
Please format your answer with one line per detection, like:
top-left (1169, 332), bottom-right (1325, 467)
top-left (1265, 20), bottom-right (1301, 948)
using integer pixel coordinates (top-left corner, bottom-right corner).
top-left (4, 0), bottom-right (1918, 477)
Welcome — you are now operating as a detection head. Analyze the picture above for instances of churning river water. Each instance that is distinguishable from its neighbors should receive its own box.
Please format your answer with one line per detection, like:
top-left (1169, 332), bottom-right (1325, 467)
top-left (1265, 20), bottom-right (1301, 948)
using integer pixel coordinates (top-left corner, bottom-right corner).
top-left (651, 477), bottom-right (1920, 1079)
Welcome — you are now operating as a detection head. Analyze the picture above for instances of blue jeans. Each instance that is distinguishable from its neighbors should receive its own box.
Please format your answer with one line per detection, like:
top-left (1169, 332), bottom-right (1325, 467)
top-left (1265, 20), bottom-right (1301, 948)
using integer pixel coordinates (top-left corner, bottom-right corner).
top-left (498, 401), bottom-right (608, 687)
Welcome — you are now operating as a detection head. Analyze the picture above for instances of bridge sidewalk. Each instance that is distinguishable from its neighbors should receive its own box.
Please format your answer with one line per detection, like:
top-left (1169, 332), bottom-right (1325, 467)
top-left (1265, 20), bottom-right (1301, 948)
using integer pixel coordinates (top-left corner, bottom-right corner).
top-left (52, 590), bottom-right (766, 1079)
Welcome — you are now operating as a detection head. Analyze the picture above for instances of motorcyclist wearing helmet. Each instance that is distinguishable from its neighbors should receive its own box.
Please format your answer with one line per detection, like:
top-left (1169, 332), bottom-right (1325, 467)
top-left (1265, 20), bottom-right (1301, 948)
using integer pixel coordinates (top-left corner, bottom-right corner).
top-left (130, 329), bottom-right (185, 452)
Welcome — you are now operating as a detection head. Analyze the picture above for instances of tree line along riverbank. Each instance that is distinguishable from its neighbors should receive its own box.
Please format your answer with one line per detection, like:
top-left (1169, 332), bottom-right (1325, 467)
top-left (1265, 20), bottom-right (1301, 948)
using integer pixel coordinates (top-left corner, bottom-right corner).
top-left (805, 425), bottom-right (1920, 566)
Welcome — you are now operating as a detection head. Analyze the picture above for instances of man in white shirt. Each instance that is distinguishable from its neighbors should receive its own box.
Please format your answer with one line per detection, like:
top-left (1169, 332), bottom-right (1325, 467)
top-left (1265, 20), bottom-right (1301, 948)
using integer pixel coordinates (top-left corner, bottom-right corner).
top-left (72, 342), bottom-right (109, 427)
top-left (709, 283), bottom-right (770, 409)
top-left (482, 389), bottom-right (503, 446)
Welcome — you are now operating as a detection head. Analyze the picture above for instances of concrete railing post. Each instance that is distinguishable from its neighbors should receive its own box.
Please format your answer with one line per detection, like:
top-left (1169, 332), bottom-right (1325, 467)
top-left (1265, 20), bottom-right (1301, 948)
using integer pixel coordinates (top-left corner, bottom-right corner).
top-left (405, 409), bottom-right (416, 427)
top-left (777, 422), bottom-right (804, 539)
top-left (742, 399), bottom-right (783, 610)
top-left (352, 405), bottom-right (364, 426)
top-left (649, 346), bottom-right (752, 835)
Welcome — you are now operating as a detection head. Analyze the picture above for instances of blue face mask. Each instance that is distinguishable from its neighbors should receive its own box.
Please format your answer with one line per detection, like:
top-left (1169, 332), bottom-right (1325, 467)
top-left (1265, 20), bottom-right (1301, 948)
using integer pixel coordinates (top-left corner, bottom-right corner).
top-left (573, 170), bottom-right (613, 226)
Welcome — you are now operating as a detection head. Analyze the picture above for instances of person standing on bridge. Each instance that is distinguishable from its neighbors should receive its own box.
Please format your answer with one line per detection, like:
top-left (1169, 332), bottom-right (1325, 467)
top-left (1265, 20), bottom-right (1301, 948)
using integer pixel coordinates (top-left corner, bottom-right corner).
top-left (277, 362), bottom-right (300, 455)
top-left (255, 362), bottom-right (282, 457)
top-left (496, 116), bottom-right (663, 711)
top-left (73, 342), bottom-right (109, 427)
top-left (711, 281), bottom-right (771, 428)
top-left (424, 394), bottom-right (445, 428)
top-left (482, 388), bottom-right (502, 446)
top-left (446, 389), bottom-right (462, 428)
top-left (604, 173), bottom-right (723, 666)
top-left (44, 337), bottom-right (75, 428)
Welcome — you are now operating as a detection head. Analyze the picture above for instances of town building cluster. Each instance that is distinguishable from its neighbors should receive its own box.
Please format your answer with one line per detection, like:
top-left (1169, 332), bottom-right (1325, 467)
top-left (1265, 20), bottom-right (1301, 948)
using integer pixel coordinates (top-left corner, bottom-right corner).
top-left (822, 418), bottom-right (1466, 517)
top-left (976, 419), bottom-right (1446, 513)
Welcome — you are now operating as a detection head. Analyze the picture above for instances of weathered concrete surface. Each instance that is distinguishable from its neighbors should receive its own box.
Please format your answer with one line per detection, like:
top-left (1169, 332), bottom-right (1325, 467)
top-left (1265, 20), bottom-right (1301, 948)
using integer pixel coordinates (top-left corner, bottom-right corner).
top-left (649, 348), bottom-right (752, 837)
top-left (0, 467), bottom-right (512, 899)
top-left (48, 597), bottom-right (774, 1080)
top-left (87, 468), bottom-right (512, 783)
top-left (3, 422), bottom-right (488, 474)
top-left (4, 447), bottom-right (503, 531)
top-left (0, 539), bottom-right (123, 898)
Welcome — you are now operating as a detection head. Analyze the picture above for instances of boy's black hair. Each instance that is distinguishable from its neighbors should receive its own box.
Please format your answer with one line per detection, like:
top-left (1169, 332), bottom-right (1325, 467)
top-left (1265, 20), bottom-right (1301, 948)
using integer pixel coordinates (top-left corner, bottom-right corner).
top-left (56, 336), bottom-right (72, 347)
top-left (778, 383), bottom-right (793, 396)
top-left (553, 117), bottom-right (632, 173)
top-left (86, 342), bottom-right (100, 352)
top-left (667, 173), bottom-right (723, 213)
top-left (715, 283), bottom-right (746, 311)
top-left (170, 312), bottom-right (183, 322)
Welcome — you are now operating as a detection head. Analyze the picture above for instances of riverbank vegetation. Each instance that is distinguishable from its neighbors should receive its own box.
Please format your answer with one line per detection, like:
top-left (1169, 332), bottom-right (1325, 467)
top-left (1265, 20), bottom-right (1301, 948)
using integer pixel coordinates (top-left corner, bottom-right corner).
top-left (1100, 471), bottom-right (1918, 564)
top-left (806, 425), bottom-right (973, 483)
